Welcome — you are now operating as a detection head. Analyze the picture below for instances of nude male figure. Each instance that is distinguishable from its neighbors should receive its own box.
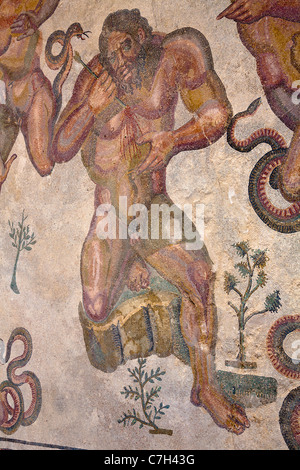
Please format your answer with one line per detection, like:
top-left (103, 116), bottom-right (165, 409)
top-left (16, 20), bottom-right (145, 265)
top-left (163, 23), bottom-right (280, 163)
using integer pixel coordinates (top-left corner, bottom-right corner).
top-left (218, 0), bottom-right (300, 202)
top-left (52, 9), bottom-right (250, 434)
top-left (0, 0), bottom-right (60, 192)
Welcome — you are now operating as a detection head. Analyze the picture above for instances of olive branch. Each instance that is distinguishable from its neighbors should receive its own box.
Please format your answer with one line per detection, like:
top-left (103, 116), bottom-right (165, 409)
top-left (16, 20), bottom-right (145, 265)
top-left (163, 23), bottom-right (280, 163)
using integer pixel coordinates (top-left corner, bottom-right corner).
top-left (8, 210), bottom-right (37, 294)
top-left (118, 358), bottom-right (173, 435)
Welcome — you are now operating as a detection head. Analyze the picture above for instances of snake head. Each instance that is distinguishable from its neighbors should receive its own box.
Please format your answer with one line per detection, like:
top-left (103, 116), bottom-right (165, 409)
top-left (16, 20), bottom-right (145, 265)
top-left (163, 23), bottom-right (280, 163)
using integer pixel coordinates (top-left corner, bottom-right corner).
top-left (77, 31), bottom-right (91, 40)
top-left (246, 97), bottom-right (262, 116)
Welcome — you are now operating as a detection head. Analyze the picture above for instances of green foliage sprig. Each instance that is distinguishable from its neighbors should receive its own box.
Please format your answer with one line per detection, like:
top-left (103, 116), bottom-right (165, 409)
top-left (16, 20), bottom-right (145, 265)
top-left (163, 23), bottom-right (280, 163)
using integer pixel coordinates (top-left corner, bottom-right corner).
top-left (224, 241), bottom-right (281, 366)
top-left (118, 358), bottom-right (173, 435)
top-left (8, 210), bottom-right (37, 294)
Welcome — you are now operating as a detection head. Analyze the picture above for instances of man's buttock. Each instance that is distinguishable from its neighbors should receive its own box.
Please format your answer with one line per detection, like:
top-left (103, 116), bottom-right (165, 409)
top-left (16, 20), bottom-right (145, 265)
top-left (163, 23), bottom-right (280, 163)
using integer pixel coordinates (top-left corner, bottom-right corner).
top-left (6, 68), bottom-right (49, 117)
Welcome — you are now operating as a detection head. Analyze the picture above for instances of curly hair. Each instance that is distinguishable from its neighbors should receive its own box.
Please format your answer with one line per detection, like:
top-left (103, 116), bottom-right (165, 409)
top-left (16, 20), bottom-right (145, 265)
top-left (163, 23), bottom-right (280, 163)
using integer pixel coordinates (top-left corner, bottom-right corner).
top-left (98, 9), bottom-right (153, 64)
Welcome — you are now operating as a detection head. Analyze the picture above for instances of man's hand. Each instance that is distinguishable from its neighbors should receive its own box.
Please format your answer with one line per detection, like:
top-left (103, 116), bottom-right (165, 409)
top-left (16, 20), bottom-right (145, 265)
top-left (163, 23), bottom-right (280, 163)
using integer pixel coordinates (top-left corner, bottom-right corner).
top-left (88, 71), bottom-right (117, 116)
top-left (10, 11), bottom-right (39, 41)
top-left (0, 154), bottom-right (17, 192)
top-left (126, 260), bottom-right (150, 291)
top-left (133, 131), bottom-right (175, 176)
top-left (217, 0), bottom-right (272, 24)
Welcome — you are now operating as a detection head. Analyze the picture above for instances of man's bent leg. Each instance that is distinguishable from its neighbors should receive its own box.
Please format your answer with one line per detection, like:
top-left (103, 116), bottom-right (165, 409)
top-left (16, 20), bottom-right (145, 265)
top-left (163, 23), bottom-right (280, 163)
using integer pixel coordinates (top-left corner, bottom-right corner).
top-left (21, 76), bottom-right (56, 176)
top-left (143, 243), bottom-right (250, 434)
top-left (81, 212), bottom-right (135, 322)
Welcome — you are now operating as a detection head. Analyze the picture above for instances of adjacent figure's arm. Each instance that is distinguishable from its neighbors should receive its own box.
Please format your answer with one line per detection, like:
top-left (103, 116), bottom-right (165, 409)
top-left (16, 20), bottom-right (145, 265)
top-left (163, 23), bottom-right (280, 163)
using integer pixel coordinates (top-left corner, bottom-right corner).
top-left (51, 56), bottom-right (117, 163)
top-left (270, 0), bottom-right (300, 22)
top-left (217, 0), bottom-right (300, 24)
top-left (11, 0), bottom-right (61, 40)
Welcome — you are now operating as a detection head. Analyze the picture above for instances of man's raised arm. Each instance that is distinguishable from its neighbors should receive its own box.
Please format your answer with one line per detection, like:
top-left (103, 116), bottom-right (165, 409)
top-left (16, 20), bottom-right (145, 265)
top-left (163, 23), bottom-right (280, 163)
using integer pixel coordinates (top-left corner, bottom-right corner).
top-left (134, 29), bottom-right (232, 176)
top-left (172, 68), bottom-right (232, 153)
top-left (51, 56), bottom-right (112, 163)
top-left (217, 0), bottom-right (300, 24)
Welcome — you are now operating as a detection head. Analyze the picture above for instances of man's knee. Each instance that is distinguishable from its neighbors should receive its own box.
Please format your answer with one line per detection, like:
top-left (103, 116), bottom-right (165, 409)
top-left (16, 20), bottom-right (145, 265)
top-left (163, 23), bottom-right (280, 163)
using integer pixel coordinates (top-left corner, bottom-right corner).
top-left (23, 128), bottom-right (54, 176)
top-left (187, 258), bottom-right (214, 285)
top-left (34, 161), bottom-right (54, 177)
top-left (82, 290), bottom-right (109, 322)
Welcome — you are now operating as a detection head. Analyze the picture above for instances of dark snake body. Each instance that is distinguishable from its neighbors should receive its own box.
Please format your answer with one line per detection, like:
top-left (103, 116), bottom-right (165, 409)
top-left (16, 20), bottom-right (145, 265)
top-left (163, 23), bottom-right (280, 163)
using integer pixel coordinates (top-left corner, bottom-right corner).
top-left (279, 386), bottom-right (300, 450)
top-left (267, 315), bottom-right (300, 450)
top-left (266, 314), bottom-right (300, 380)
top-left (227, 98), bottom-right (300, 233)
top-left (45, 22), bottom-right (86, 120)
top-left (0, 328), bottom-right (42, 435)
top-left (227, 97), bottom-right (288, 152)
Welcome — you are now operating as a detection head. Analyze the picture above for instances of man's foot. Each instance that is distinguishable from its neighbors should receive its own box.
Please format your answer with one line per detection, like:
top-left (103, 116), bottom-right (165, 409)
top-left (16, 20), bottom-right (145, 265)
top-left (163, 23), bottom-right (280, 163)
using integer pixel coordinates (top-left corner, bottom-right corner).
top-left (191, 384), bottom-right (250, 435)
top-left (126, 260), bottom-right (150, 292)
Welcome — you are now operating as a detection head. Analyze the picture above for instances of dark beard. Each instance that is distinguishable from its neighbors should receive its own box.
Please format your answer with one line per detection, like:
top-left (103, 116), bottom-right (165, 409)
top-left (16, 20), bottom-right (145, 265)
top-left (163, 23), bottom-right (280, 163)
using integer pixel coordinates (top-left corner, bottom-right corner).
top-left (113, 47), bottom-right (146, 95)
top-left (116, 69), bottom-right (142, 95)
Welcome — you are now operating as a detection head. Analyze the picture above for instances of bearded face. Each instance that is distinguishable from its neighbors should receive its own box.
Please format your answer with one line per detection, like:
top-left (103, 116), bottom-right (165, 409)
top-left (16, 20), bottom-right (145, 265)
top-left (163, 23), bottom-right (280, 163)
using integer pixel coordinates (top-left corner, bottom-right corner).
top-left (106, 30), bottom-right (146, 94)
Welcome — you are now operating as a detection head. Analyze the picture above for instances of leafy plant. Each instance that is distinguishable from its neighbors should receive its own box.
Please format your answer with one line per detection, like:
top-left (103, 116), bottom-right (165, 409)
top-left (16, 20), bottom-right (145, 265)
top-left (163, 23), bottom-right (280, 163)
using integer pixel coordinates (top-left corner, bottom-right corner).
top-left (224, 241), bottom-right (281, 368)
top-left (8, 210), bottom-right (37, 294)
top-left (118, 358), bottom-right (173, 435)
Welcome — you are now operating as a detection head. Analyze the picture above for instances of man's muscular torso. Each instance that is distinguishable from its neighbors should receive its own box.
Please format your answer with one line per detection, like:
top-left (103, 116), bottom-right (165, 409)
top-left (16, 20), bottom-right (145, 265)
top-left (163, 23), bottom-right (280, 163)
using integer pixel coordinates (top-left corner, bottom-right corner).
top-left (76, 30), bottom-right (229, 211)
top-left (80, 45), bottom-right (172, 211)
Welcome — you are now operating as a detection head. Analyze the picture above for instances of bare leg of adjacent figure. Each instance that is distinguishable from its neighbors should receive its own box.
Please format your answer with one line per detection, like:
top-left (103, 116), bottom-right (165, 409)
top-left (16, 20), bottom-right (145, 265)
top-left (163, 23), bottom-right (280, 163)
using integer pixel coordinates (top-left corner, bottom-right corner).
top-left (0, 104), bottom-right (19, 190)
top-left (266, 86), bottom-right (300, 201)
top-left (21, 74), bottom-right (56, 177)
top-left (279, 124), bottom-right (300, 201)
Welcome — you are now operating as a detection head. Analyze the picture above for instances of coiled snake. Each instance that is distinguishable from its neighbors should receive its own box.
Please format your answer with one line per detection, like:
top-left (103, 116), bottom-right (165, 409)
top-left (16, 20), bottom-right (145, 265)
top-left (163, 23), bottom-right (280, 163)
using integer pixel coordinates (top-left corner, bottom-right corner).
top-left (266, 314), bottom-right (300, 380)
top-left (0, 328), bottom-right (42, 435)
top-left (266, 314), bottom-right (300, 450)
top-left (45, 22), bottom-right (90, 121)
top-left (279, 386), bottom-right (300, 450)
top-left (227, 98), bottom-right (300, 233)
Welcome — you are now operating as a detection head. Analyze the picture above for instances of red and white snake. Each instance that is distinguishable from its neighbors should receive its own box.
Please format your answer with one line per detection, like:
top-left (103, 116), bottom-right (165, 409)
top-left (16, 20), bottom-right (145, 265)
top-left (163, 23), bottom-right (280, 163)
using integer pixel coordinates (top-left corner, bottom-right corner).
top-left (45, 22), bottom-right (90, 120)
top-left (227, 98), bottom-right (300, 233)
top-left (0, 328), bottom-right (41, 435)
